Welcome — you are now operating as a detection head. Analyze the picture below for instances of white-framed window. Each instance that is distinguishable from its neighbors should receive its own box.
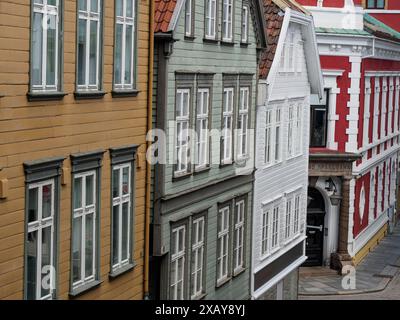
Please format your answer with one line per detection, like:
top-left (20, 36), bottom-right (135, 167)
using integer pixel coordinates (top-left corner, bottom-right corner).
top-left (237, 87), bottom-right (249, 159)
top-left (185, 0), bottom-right (194, 36)
top-left (294, 194), bottom-right (301, 235)
top-left (271, 205), bottom-right (279, 250)
top-left (170, 225), bottom-right (186, 300)
top-left (279, 31), bottom-right (296, 73)
top-left (287, 105), bottom-right (295, 157)
top-left (241, 5), bottom-right (248, 43)
top-left (275, 107), bottom-right (282, 162)
top-left (295, 103), bottom-right (302, 155)
top-left (196, 88), bottom-right (210, 170)
top-left (191, 216), bottom-right (205, 299)
top-left (217, 206), bottom-right (230, 284)
top-left (285, 198), bottom-right (292, 240)
top-left (296, 40), bottom-right (304, 73)
top-left (175, 88), bottom-right (191, 175)
top-left (261, 208), bottom-right (270, 255)
top-left (369, 171), bottom-right (375, 223)
top-left (233, 199), bottom-right (245, 274)
top-left (26, 180), bottom-right (56, 300)
top-left (288, 32), bottom-right (295, 71)
top-left (222, 0), bottom-right (233, 41)
top-left (205, 0), bottom-right (217, 39)
top-left (114, 0), bottom-right (136, 90)
top-left (77, 0), bottom-right (102, 91)
top-left (111, 163), bottom-right (132, 271)
top-left (72, 171), bottom-right (97, 289)
top-left (31, 0), bottom-right (61, 92)
top-left (265, 109), bottom-right (273, 165)
top-left (222, 87), bottom-right (234, 164)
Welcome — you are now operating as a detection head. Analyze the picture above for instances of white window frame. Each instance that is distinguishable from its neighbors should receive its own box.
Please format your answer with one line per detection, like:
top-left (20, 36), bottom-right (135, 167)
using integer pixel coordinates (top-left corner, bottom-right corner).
top-left (191, 216), bottom-right (205, 299)
top-left (241, 5), bottom-right (248, 43)
top-left (72, 171), bottom-right (97, 289)
top-left (114, 0), bottom-right (136, 90)
top-left (222, 87), bottom-right (234, 164)
top-left (205, 0), bottom-right (217, 39)
top-left (175, 88), bottom-right (191, 176)
top-left (77, 0), bottom-right (102, 91)
top-left (261, 208), bottom-right (270, 256)
top-left (287, 105), bottom-right (295, 158)
top-left (271, 205), bottom-right (280, 250)
top-left (274, 107), bottom-right (282, 163)
top-left (285, 197), bottom-right (292, 240)
top-left (217, 206), bottom-right (230, 284)
top-left (195, 88), bottom-right (210, 170)
top-left (265, 109), bottom-right (273, 165)
top-left (294, 194), bottom-right (301, 235)
top-left (381, 77), bottom-right (388, 139)
top-left (279, 31), bottom-right (295, 73)
top-left (26, 180), bottom-right (56, 300)
top-left (170, 225), bottom-right (186, 300)
top-left (296, 40), bottom-right (304, 73)
top-left (288, 32), bottom-right (295, 72)
top-left (237, 87), bottom-right (249, 160)
top-left (222, 0), bottom-right (233, 42)
top-left (296, 103), bottom-right (303, 155)
top-left (233, 199), bottom-right (245, 274)
top-left (185, 0), bottom-right (193, 36)
top-left (111, 163), bottom-right (132, 271)
top-left (31, 0), bottom-right (60, 92)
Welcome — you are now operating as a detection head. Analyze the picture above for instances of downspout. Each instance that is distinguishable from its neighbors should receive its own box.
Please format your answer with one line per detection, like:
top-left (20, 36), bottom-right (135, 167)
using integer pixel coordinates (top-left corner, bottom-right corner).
top-left (363, 36), bottom-right (376, 59)
top-left (144, 0), bottom-right (154, 300)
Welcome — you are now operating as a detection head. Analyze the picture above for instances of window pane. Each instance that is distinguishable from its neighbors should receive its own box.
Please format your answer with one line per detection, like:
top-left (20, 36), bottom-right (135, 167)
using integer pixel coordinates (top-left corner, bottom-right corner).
top-left (122, 167), bottom-right (130, 195)
top-left (42, 184), bottom-right (52, 219)
top-left (32, 12), bottom-right (43, 86)
top-left (310, 108), bottom-right (327, 147)
top-left (114, 24), bottom-right (123, 84)
top-left (28, 188), bottom-right (38, 223)
top-left (112, 205), bottom-right (119, 265)
top-left (126, 0), bottom-right (134, 17)
top-left (27, 230), bottom-right (38, 300)
top-left (41, 226), bottom-right (52, 297)
top-left (91, 0), bottom-right (99, 12)
top-left (85, 213), bottom-right (94, 278)
top-left (72, 216), bottom-right (82, 283)
top-left (77, 19), bottom-right (87, 85)
top-left (74, 177), bottom-right (83, 209)
top-left (89, 20), bottom-right (98, 85)
top-left (121, 202), bottom-right (129, 261)
top-left (113, 169), bottom-right (120, 198)
top-left (78, 0), bottom-right (87, 11)
top-left (116, 0), bottom-right (123, 16)
top-left (46, 14), bottom-right (57, 86)
top-left (85, 174), bottom-right (94, 206)
top-left (125, 25), bottom-right (133, 85)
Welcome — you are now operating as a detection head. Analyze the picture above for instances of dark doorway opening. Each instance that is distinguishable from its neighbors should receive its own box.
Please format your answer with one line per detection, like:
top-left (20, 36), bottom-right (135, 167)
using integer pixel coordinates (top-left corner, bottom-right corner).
top-left (304, 187), bottom-right (326, 267)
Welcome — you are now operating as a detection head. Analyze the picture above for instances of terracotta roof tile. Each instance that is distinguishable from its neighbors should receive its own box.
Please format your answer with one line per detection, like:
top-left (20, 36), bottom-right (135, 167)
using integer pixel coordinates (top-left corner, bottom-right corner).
top-left (154, 0), bottom-right (178, 33)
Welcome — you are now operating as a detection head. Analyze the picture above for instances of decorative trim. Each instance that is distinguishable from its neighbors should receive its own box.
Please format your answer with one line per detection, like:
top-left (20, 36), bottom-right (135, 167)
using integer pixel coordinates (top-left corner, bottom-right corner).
top-left (109, 144), bottom-right (139, 165)
top-left (70, 150), bottom-right (105, 173)
top-left (24, 156), bottom-right (65, 183)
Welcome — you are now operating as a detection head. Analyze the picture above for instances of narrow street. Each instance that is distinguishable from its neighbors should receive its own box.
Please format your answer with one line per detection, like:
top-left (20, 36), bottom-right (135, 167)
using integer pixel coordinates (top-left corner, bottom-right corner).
top-left (299, 269), bottom-right (400, 300)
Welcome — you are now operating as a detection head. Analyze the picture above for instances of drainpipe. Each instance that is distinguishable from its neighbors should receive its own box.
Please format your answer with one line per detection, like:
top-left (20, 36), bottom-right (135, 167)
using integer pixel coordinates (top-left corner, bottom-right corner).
top-left (144, 0), bottom-right (154, 300)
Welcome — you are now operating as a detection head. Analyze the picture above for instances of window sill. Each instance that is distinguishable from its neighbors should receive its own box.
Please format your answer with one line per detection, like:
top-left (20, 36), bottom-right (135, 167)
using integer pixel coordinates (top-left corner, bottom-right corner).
top-left (191, 292), bottom-right (207, 300)
top-left (194, 166), bottom-right (210, 175)
top-left (111, 89), bottom-right (140, 98)
top-left (220, 160), bottom-right (234, 168)
top-left (216, 277), bottom-right (231, 289)
top-left (109, 262), bottom-right (136, 280)
top-left (74, 91), bottom-right (107, 100)
top-left (172, 172), bottom-right (192, 182)
top-left (184, 35), bottom-right (196, 41)
top-left (262, 160), bottom-right (282, 171)
top-left (240, 42), bottom-right (249, 47)
top-left (27, 91), bottom-right (68, 102)
top-left (220, 41), bottom-right (235, 46)
top-left (203, 37), bottom-right (219, 44)
top-left (233, 267), bottom-right (246, 278)
top-left (69, 280), bottom-right (102, 298)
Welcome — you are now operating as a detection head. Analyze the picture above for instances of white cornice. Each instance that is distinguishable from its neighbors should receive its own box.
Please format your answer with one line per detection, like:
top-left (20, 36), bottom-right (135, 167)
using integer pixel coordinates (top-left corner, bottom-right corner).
top-left (323, 69), bottom-right (345, 77)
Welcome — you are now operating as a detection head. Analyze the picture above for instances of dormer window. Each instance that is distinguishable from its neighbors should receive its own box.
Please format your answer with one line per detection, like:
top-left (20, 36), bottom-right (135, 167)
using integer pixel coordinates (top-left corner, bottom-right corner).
top-left (366, 0), bottom-right (385, 9)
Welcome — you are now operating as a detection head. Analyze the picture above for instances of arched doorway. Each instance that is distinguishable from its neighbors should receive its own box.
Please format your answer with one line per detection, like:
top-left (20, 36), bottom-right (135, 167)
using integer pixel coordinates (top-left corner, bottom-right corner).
top-left (304, 187), bottom-right (326, 266)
